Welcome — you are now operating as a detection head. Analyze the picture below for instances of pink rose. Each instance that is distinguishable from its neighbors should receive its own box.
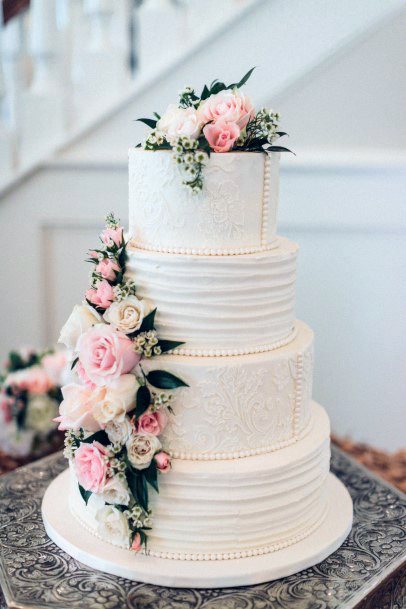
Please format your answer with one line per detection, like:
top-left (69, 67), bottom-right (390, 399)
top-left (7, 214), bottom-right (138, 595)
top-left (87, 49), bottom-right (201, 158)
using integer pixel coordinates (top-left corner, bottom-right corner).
top-left (77, 324), bottom-right (140, 387)
top-left (203, 120), bottom-right (240, 153)
top-left (198, 90), bottom-right (255, 130)
top-left (75, 441), bottom-right (109, 493)
top-left (76, 360), bottom-right (96, 388)
top-left (54, 383), bottom-right (101, 432)
top-left (101, 227), bottom-right (123, 248)
top-left (42, 351), bottom-right (68, 385)
top-left (0, 393), bottom-right (12, 424)
top-left (131, 532), bottom-right (142, 552)
top-left (96, 258), bottom-right (121, 282)
top-left (6, 367), bottom-right (54, 394)
top-left (137, 409), bottom-right (168, 436)
top-left (86, 280), bottom-right (115, 310)
top-left (89, 250), bottom-right (99, 259)
top-left (155, 451), bottom-right (171, 473)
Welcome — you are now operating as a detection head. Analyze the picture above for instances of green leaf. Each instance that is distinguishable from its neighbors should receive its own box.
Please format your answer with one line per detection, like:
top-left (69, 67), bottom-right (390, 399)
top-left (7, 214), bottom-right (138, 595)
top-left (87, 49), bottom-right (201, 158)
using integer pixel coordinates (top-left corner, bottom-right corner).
top-left (136, 117), bottom-right (157, 129)
top-left (229, 66), bottom-right (256, 89)
top-left (135, 385), bottom-right (151, 418)
top-left (138, 308), bottom-right (157, 333)
top-left (146, 370), bottom-right (189, 389)
top-left (200, 84), bottom-right (210, 100)
top-left (143, 460), bottom-right (159, 493)
top-left (266, 145), bottom-right (295, 154)
top-left (153, 112), bottom-right (161, 120)
top-left (276, 131), bottom-right (288, 137)
top-left (157, 340), bottom-right (185, 353)
top-left (127, 468), bottom-right (149, 511)
top-left (78, 484), bottom-right (92, 505)
top-left (81, 429), bottom-right (110, 446)
top-left (70, 357), bottom-right (78, 371)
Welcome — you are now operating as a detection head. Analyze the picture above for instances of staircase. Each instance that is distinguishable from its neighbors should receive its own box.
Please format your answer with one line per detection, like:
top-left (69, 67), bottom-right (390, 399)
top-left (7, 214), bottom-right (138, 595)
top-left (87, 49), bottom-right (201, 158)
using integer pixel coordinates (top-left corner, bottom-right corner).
top-left (0, 0), bottom-right (405, 450)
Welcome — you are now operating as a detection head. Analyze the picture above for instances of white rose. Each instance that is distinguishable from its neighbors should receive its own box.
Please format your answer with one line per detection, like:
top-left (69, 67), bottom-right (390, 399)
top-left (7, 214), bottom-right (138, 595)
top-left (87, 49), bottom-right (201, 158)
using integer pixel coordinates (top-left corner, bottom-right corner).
top-left (100, 475), bottom-right (131, 506)
top-left (59, 303), bottom-right (101, 351)
top-left (103, 296), bottom-right (147, 335)
top-left (25, 395), bottom-right (59, 434)
top-left (126, 433), bottom-right (161, 470)
top-left (105, 415), bottom-right (133, 445)
top-left (95, 505), bottom-right (130, 547)
top-left (157, 104), bottom-right (202, 144)
top-left (92, 374), bottom-right (136, 426)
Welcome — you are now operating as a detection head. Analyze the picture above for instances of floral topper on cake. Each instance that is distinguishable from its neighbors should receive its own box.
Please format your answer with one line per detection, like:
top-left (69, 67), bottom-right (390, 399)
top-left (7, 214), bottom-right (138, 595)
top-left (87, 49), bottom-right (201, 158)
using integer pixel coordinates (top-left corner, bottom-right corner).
top-left (136, 67), bottom-right (291, 192)
top-left (57, 214), bottom-right (188, 551)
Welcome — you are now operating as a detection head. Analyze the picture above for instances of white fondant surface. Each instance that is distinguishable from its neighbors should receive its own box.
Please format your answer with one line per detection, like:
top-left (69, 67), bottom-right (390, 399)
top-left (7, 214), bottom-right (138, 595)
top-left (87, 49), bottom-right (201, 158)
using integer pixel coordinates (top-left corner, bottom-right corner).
top-left (68, 403), bottom-right (330, 560)
top-left (127, 237), bottom-right (298, 352)
top-left (140, 321), bottom-right (313, 459)
top-left (128, 149), bottom-right (280, 252)
top-left (43, 472), bottom-right (352, 587)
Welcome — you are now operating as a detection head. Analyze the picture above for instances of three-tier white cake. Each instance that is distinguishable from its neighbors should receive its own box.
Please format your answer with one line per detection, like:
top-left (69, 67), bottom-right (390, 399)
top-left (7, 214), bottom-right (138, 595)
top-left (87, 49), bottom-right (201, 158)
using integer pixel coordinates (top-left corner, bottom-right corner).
top-left (43, 146), bottom-right (353, 587)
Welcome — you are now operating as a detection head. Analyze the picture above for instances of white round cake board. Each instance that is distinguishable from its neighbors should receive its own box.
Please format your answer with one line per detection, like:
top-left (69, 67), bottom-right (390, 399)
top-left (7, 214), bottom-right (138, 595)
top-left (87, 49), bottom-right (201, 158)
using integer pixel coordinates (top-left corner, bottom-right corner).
top-left (42, 470), bottom-right (353, 589)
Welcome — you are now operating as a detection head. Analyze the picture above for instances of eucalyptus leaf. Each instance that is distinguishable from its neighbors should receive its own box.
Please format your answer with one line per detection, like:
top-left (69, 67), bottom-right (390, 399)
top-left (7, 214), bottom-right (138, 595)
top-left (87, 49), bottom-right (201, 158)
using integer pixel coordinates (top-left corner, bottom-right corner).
top-left (136, 117), bottom-right (157, 129)
top-left (78, 484), bottom-right (92, 505)
top-left (157, 340), bottom-right (185, 353)
top-left (81, 429), bottom-right (110, 446)
top-left (135, 384), bottom-right (151, 418)
top-left (146, 370), bottom-right (189, 389)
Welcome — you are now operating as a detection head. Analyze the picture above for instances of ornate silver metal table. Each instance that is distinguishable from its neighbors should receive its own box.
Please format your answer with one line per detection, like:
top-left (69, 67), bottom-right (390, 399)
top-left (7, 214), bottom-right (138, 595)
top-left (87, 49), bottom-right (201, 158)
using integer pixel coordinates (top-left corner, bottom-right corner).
top-left (0, 446), bottom-right (405, 609)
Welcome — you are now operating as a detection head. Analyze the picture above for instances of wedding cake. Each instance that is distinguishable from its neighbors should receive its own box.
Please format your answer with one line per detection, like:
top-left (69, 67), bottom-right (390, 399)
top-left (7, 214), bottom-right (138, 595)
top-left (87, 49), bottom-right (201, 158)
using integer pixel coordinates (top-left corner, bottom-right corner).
top-left (43, 70), bottom-right (352, 587)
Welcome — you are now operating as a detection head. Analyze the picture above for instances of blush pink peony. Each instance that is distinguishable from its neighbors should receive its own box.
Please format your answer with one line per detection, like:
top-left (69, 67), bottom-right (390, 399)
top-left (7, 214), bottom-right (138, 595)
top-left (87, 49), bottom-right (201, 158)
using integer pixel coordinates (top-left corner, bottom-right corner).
top-left (77, 324), bottom-right (140, 387)
top-left (203, 119), bottom-right (240, 153)
top-left (101, 227), bottom-right (123, 248)
top-left (154, 451), bottom-right (171, 473)
top-left (198, 90), bottom-right (255, 130)
top-left (137, 409), bottom-right (168, 436)
top-left (86, 280), bottom-right (115, 310)
top-left (96, 258), bottom-right (121, 282)
top-left (75, 441), bottom-right (109, 493)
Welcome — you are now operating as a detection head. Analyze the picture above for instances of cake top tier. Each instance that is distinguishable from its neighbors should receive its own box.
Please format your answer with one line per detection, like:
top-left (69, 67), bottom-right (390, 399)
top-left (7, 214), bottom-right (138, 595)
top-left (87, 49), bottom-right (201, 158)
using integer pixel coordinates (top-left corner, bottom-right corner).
top-left (129, 150), bottom-right (280, 254)
top-left (130, 68), bottom-right (290, 255)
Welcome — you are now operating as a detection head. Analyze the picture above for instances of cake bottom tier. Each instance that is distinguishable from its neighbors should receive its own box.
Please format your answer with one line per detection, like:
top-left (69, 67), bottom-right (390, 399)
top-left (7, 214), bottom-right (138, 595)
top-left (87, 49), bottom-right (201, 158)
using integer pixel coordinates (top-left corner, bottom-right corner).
top-left (69, 402), bottom-right (330, 561)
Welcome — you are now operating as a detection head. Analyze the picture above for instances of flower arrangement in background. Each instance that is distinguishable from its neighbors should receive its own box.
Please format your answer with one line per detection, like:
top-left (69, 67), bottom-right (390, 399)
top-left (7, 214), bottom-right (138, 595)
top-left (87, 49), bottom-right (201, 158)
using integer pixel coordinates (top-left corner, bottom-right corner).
top-left (57, 213), bottom-right (187, 551)
top-left (137, 67), bottom-right (291, 192)
top-left (0, 348), bottom-right (68, 457)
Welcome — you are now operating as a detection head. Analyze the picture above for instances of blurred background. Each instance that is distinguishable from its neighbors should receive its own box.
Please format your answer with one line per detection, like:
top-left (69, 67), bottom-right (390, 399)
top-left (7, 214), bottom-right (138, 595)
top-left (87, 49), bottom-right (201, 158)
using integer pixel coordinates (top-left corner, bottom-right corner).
top-left (0, 0), bottom-right (405, 452)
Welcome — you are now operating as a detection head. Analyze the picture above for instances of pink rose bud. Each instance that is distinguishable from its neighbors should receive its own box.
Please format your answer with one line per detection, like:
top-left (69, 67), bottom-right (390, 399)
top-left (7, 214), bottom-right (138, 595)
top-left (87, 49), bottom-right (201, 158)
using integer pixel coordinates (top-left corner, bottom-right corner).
top-left (155, 451), bottom-right (171, 473)
top-left (203, 119), bottom-right (240, 153)
top-left (137, 409), bottom-right (168, 436)
top-left (131, 532), bottom-right (142, 552)
top-left (96, 258), bottom-right (121, 282)
top-left (86, 280), bottom-right (115, 310)
top-left (89, 250), bottom-right (99, 259)
top-left (101, 227), bottom-right (124, 248)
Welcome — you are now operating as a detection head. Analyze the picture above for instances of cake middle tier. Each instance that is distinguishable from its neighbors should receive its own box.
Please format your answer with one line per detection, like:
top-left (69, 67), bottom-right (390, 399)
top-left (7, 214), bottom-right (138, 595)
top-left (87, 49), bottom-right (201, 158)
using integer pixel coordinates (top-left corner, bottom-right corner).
top-left (141, 321), bottom-right (314, 460)
top-left (127, 236), bottom-right (298, 354)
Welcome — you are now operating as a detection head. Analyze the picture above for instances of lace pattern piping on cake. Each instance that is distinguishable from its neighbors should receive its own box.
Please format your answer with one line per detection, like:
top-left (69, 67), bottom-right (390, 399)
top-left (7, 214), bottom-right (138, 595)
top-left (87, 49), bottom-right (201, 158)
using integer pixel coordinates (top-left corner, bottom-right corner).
top-left (128, 240), bottom-right (278, 256)
top-left (167, 413), bottom-right (312, 461)
top-left (161, 326), bottom-right (297, 357)
top-left (70, 498), bottom-right (328, 561)
top-left (261, 154), bottom-right (271, 246)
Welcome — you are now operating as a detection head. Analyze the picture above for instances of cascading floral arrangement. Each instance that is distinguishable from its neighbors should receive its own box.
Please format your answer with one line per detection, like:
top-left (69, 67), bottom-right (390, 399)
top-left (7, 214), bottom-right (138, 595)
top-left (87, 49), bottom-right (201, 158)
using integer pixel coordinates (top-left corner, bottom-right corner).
top-left (57, 213), bottom-right (187, 551)
top-left (0, 348), bottom-right (67, 457)
top-left (137, 67), bottom-right (291, 192)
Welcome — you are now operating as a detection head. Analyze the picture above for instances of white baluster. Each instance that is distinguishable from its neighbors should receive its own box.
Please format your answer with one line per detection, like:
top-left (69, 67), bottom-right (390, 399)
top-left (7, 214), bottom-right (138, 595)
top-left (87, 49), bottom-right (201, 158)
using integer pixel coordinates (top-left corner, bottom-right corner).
top-left (137, 0), bottom-right (185, 75)
top-left (0, 22), bottom-right (13, 183)
top-left (72, 0), bottom-right (129, 125)
top-left (1, 13), bottom-right (25, 170)
top-left (20, 0), bottom-right (65, 165)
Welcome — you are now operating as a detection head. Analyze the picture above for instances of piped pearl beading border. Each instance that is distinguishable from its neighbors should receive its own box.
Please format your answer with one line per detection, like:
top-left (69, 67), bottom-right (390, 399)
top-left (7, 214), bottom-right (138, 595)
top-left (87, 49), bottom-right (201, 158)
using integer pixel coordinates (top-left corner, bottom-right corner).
top-left (71, 500), bottom-right (328, 562)
top-left (168, 326), bottom-right (297, 357)
top-left (128, 240), bottom-right (277, 256)
top-left (293, 352), bottom-right (304, 437)
top-left (261, 153), bottom-right (271, 246)
top-left (168, 402), bottom-right (311, 461)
